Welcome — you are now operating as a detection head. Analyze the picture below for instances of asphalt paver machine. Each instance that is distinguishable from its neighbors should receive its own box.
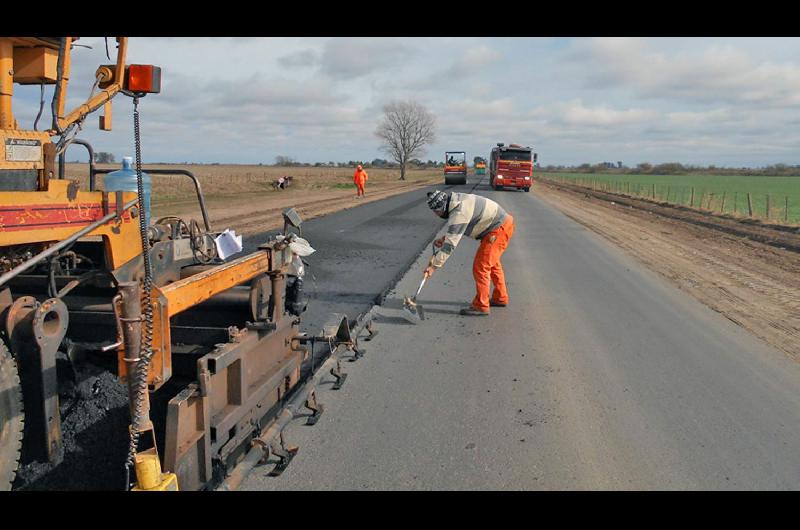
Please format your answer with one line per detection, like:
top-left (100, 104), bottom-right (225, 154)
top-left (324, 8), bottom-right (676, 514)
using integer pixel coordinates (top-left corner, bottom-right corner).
top-left (0, 37), bottom-right (372, 491)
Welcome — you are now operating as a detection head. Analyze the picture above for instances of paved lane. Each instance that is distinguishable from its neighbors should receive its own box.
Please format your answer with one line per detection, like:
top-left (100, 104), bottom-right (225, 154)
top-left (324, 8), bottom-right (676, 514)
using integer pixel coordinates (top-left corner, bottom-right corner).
top-left (241, 179), bottom-right (479, 334)
top-left (240, 180), bottom-right (800, 490)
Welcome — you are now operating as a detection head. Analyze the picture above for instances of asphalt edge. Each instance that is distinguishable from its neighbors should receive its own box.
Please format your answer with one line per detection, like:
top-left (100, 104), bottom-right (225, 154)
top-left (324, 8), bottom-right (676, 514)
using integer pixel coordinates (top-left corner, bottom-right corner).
top-left (372, 174), bottom-right (487, 307)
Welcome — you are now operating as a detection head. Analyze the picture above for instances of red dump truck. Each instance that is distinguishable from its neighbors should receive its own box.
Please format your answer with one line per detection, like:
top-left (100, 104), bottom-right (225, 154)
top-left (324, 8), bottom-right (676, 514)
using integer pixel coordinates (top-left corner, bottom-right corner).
top-left (489, 143), bottom-right (537, 192)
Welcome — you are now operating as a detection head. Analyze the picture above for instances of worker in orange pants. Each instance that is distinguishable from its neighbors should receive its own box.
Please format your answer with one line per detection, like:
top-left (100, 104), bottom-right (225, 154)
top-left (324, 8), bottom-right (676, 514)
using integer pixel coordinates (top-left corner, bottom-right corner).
top-left (424, 190), bottom-right (515, 316)
top-left (470, 216), bottom-right (514, 312)
top-left (353, 164), bottom-right (368, 198)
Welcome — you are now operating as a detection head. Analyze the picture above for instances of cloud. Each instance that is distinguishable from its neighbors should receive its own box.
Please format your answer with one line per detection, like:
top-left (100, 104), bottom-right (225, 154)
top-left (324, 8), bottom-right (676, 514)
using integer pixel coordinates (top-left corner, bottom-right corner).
top-left (446, 46), bottom-right (502, 78)
top-left (568, 37), bottom-right (800, 108)
top-left (406, 46), bottom-right (502, 90)
top-left (22, 37), bottom-right (800, 166)
top-left (441, 97), bottom-right (516, 121)
top-left (532, 100), bottom-right (658, 128)
top-left (208, 75), bottom-right (347, 108)
top-left (278, 49), bottom-right (319, 69)
top-left (319, 38), bottom-right (416, 79)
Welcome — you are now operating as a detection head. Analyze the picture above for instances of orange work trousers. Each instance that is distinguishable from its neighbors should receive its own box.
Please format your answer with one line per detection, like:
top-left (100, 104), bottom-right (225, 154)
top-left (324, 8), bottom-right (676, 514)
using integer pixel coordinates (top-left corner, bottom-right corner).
top-left (471, 216), bottom-right (515, 312)
top-left (355, 182), bottom-right (365, 196)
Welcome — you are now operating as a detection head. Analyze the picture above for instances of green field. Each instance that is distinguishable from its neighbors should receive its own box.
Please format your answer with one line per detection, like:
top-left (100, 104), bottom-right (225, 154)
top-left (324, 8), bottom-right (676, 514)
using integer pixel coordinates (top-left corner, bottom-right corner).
top-left (539, 172), bottom-right (800, 225)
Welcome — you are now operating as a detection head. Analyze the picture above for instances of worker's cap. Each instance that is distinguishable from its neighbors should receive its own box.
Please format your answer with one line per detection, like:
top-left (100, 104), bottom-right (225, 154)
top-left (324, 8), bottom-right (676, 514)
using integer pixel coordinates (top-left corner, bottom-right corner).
top-left (426, 190), bottom-right (449, 212)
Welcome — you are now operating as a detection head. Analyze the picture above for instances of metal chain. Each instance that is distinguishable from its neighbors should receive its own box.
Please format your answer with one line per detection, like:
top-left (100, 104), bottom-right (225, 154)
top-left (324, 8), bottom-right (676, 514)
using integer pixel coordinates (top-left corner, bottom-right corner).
top-left (124, 94), bottom-right (156, 490)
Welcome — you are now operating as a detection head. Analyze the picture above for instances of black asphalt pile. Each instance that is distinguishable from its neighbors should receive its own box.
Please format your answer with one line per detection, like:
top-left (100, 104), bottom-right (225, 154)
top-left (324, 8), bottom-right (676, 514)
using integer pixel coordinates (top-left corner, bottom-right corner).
top-left (14, 360), bottom-right (130, 490)
top-left (11, 183), bottom-right (448, 490)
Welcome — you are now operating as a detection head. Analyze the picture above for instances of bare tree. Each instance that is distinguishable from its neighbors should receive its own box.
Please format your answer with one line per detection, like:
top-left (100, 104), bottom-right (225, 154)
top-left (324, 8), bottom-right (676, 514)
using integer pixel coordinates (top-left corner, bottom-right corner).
top-left (95, 152), bottom-right (115, 164)
top-left (375, 100), bottom-right (436, 180)
top-left (274, 155), bottom-right (296, 166)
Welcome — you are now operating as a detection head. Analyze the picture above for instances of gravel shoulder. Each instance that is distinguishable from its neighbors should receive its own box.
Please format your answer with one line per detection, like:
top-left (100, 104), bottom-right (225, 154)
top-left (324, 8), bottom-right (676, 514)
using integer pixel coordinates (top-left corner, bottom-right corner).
top-left (534, 180), bottom-right (800, 361)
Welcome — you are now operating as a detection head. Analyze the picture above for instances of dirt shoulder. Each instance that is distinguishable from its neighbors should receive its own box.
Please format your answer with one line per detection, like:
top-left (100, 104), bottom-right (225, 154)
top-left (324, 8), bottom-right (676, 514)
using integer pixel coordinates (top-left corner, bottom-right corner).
top-left (534, 180), bottom-right (800, 362)
top-left (152, 178), bottom-right (437, 236)
top-left (62, 163), bottom-right (443, 237)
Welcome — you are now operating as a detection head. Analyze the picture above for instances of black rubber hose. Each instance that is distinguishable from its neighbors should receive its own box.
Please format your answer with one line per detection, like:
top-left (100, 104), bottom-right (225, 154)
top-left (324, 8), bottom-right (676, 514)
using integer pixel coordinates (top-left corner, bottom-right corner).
top-left (124, 95), bottom-right (156, 490)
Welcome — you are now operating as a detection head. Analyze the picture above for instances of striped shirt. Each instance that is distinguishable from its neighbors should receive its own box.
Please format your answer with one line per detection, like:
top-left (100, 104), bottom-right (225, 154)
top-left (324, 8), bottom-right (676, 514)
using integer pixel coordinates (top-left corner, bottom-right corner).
top-left (430, 192), bottom-right (508, 268)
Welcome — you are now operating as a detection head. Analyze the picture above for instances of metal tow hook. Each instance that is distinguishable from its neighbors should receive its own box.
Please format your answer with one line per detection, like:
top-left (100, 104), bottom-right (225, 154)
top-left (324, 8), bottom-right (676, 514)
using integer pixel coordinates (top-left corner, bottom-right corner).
top-left (251, 438), bottom-right (271, 465)
top-left (330, 359), bottom-right (348, 390)
top-left (348, 341), bottom-right (365, 362)
top-left (304, 391), bottom-right (325, 426)
top-left (363, 320), bottom-right (379, 341)
top-left (267, 432), bottom-right (298, 477)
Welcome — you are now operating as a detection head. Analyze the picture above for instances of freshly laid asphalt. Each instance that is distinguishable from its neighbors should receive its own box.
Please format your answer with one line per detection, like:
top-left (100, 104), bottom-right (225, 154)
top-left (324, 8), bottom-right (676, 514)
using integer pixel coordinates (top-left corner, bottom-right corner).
top-left (240, 176), bottom-right (800, 490)
top-left (242, 185), bottom-right (450, 335)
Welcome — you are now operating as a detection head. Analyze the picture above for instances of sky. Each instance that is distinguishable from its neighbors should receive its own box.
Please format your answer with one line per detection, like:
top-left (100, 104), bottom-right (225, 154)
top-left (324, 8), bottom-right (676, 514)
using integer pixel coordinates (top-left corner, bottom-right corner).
top-left (12, 37), bottom-right (800, 168)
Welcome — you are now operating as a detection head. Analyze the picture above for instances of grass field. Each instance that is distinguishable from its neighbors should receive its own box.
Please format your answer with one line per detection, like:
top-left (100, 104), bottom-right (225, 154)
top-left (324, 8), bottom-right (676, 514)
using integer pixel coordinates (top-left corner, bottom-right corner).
top-left (539, 172), bottom-right (800, 225)
top-left (64, 163), bottom-right (442, 207)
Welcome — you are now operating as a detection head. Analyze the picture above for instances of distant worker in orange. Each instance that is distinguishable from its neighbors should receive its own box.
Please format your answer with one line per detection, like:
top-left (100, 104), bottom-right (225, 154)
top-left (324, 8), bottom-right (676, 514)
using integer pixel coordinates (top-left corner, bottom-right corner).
top-left (353, 164), bottom-right (368, 198)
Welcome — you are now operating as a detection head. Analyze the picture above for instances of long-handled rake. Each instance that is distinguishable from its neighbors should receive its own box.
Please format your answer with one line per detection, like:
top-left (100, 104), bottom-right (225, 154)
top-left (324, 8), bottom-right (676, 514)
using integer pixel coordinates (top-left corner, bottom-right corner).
top-left (401, 241), bottom-right (439, 324)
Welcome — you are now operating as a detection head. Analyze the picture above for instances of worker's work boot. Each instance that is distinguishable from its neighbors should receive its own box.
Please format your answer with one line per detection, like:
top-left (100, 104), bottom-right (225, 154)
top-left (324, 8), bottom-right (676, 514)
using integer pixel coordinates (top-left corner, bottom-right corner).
top-left (490, 300), bottom-right (507, 307)
top-left (460, 306), bottom-right (489, 316)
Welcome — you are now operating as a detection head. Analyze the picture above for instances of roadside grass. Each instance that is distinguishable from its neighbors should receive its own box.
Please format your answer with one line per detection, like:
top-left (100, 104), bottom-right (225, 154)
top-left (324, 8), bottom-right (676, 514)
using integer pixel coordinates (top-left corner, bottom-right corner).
top-left (540, 172), bottom-right (800, 225)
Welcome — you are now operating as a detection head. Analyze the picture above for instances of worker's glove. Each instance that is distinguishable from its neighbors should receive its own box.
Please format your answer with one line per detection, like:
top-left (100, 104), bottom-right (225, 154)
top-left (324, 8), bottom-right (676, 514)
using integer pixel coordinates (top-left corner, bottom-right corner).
top-left (424, 265), bottom-right (435, 279)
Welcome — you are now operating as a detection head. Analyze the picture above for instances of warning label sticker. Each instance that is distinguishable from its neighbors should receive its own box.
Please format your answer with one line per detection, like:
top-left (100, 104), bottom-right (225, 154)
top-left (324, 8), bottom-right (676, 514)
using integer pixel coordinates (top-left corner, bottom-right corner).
top-left (5, 138), bottom-right (42, 162)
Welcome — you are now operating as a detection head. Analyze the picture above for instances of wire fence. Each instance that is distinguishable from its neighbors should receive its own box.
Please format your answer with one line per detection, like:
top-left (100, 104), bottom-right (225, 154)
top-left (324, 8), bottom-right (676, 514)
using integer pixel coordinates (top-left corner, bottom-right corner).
top-left (542, 175), bottom-right (799, 225)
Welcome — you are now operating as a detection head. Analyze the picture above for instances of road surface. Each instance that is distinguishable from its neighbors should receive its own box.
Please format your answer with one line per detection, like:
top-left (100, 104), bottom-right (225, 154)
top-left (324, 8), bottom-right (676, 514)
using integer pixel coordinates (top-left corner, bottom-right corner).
top-left (240, 176), bottom-right (800, 490)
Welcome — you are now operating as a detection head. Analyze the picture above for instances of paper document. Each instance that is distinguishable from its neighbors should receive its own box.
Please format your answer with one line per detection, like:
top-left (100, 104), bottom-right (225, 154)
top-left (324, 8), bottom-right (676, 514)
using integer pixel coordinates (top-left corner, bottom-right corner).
top-left (214, 229), bottom-right (243, 260)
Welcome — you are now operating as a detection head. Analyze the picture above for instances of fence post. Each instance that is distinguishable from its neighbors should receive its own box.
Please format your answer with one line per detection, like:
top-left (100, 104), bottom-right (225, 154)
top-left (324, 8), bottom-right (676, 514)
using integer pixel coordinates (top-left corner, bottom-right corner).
top-left (747, 193), bottom-right (753, 217)
top-left (766, 194), bottom-right (770, 219)
top-left (720, 191), bottom-right (726, 213)
top-left (690, 187), bottom-right (694, 207)
top-left (699, 190), bottom-right (705, 209)
top-left (666, 186), bottom-right (671, 203)
top-left (651, 183), bottom-right (655, 199)
top-left (786, 196), bottom-right (789, 223)
top-left (733, 192), bottom-right (738, 214)
top-left (707, 192), bottom-right (714, 210)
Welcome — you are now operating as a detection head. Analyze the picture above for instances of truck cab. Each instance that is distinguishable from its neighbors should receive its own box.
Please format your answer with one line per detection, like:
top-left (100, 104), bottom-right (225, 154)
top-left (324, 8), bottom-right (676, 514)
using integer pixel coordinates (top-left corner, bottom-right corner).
top-left (489, 143), bottom-right (536, 192)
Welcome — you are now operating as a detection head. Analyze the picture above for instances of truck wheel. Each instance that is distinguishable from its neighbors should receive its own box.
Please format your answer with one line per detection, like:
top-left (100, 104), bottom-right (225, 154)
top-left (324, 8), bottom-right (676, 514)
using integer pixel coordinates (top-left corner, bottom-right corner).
top-left (524, 187), bottom-right (530, 192)
top-left (0, 341), bottom-right (23, 490)
top-left (494, 185), bottom-right (503, 191)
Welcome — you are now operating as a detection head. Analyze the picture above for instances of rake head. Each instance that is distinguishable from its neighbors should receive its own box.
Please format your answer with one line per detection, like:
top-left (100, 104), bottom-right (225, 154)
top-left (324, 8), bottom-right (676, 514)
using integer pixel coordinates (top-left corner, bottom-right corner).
top-left (401, 296), bottom-right (425, 323)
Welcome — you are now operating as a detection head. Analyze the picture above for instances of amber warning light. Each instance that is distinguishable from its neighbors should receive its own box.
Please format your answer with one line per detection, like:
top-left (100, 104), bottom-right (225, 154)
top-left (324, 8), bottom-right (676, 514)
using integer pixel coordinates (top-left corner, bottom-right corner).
top-left (125, 65), bottom-right (161, 94)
